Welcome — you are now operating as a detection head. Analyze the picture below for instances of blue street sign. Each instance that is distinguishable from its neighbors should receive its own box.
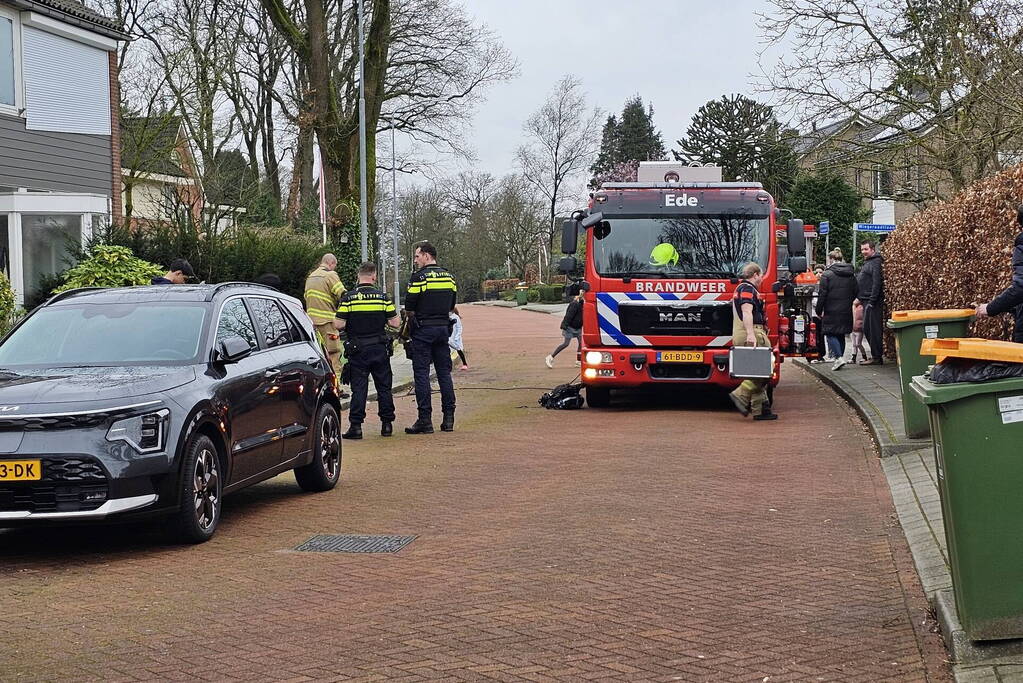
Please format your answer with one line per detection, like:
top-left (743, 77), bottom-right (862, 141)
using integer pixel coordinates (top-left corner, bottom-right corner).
top-left (819, 221), bottom-right (830, 235)
top-left (854, 222), bottom-right (896, 233)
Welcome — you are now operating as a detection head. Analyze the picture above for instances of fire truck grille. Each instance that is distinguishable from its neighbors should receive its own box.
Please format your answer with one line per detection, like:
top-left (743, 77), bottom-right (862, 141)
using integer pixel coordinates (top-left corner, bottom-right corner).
top-left (618, 303), bottom-right (733, 337)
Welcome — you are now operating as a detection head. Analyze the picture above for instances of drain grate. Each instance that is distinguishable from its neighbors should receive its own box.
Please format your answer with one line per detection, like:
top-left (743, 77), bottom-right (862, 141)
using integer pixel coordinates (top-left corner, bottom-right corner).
top-left (294, 534), bottom-right (417, 553)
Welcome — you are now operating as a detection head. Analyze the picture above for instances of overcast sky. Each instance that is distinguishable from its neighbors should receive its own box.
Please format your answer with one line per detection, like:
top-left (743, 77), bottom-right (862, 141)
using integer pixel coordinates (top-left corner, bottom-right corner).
top-left (447, 0), bottom-right (776, 181)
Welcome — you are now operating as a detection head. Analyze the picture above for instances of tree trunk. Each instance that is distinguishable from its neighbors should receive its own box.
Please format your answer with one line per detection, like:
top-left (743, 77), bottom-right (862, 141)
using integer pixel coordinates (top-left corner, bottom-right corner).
top-left (286, 116), bottom-right (314, 224)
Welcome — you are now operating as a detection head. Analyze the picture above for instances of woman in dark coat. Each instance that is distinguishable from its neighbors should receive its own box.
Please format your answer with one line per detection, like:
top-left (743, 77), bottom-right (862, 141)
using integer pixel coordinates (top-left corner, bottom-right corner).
top-left (815, 248), bottom-right (859, 370)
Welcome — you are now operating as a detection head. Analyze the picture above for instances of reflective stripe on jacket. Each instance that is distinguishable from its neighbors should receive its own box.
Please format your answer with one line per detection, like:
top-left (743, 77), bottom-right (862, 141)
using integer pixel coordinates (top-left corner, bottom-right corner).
top-left (304, 267), bottom-right (346, 324)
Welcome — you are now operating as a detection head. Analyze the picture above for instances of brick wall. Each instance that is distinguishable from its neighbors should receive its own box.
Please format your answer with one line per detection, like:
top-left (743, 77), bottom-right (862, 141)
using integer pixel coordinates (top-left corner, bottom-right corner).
top-left (108, 49), bottom-right (122, 226)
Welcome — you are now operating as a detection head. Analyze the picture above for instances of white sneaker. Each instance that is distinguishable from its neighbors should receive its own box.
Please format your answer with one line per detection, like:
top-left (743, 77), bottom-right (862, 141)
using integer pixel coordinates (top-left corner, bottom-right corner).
top-left (545, 355), bottom-right (554, 369)
top-left (832, 358), bottom-right (847, 371)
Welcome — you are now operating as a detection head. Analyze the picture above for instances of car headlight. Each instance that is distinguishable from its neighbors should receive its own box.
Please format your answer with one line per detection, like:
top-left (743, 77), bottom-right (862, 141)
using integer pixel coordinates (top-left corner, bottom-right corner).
top-left (584, 351), bottom-right (613, 364)
top-left (106, 409), bottom-right (170, 453)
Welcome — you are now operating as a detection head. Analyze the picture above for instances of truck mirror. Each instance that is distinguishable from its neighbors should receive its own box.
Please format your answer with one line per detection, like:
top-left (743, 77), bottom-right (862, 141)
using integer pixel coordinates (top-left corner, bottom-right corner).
top-left (557, 256), bottom-right (577, 274)
top-left (786, 219), bottom-right (806, 256)
top-left (580, 211), bottom-right (604, 229)
top-left (593, 220), bottom-right (611, 240)
top-left (787, 255), bottom-right (808, 273)
top-left (561, 219), bottom-right (579, 255)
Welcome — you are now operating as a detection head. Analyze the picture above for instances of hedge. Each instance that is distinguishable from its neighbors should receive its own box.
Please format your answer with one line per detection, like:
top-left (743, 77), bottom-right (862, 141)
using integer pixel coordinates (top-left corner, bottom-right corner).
top-left (884, 163), bottom-right (1023, 342)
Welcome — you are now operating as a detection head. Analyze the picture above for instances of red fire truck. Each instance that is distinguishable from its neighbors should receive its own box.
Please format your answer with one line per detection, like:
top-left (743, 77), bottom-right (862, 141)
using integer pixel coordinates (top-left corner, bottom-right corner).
top-left (558, 162), bottom-right (813, 407)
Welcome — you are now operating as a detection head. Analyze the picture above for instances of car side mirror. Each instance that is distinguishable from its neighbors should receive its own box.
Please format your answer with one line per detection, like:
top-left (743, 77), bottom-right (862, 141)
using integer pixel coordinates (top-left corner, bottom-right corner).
top-left (215, 335), bottom-right (252, 364)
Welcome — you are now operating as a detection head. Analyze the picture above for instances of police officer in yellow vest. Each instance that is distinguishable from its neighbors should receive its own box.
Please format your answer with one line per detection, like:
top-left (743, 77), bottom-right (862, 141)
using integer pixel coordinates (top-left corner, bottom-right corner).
top-left (728, 262), bottom-right (778, 421)
top-left (334, 262), bottom-right (400, 439)
top-left (304, 253), bottom-right (346, 376)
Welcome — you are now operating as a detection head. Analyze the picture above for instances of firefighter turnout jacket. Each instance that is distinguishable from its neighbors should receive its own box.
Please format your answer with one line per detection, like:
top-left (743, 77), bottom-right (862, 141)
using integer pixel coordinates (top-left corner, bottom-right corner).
top-left (405, 264), bottom-right (457, 326)
top-left (304, 266), bottom-right (346, 324)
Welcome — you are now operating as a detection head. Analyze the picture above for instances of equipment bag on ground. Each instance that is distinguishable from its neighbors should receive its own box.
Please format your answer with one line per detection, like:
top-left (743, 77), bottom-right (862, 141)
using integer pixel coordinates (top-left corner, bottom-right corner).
top-left (539, 383), bottom-right (584, 409)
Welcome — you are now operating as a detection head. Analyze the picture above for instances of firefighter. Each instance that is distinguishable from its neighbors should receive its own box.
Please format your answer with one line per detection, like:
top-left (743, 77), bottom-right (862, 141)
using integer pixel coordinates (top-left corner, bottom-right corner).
top-left (728, 262), bottom-right (778, 421)
top-left (976, 204), bottom-right (1023, 340)
top-left (334, 262), bottom-right (400, 439)
top-left (304, 253), bottom-right (346, 379)
top-left (404, 241), bottom-right (458, 434)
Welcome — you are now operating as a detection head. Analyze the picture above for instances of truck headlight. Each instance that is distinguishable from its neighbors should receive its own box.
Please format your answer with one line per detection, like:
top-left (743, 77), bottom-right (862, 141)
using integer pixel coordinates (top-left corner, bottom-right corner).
top-left (584, 351), bottom-right (613, 364)
top-left (106, 409), bottom-right (170, 453)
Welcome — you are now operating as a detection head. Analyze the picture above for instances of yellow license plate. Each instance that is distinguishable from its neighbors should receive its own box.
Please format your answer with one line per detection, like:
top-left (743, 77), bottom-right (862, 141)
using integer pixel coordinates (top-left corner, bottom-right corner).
top-left (0, 460), bottom-right (41, 481)
top-left (657, 351), bottom-right (704, 363)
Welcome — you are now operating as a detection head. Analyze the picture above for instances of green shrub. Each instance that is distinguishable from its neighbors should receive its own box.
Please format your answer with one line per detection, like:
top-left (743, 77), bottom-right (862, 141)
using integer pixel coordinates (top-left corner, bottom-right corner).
top-left (54, 245), bottom-right (163, 293)
top-left (526, 288), bottom-right (540, 303)
top-left (0, 272), bottom-right (19, 335)
top-left (537, 284), bottom-right (565, 303)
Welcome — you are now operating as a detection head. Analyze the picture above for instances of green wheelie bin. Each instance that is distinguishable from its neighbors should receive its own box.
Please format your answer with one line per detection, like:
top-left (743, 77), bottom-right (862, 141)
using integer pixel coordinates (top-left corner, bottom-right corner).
top-left (911, 338), bottom-right (1023, 640)
top-left (887, 309), bottom-right (974, 438)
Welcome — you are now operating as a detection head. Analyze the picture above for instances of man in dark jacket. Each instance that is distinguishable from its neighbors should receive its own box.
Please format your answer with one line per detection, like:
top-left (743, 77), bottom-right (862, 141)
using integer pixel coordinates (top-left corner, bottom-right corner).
top-left (976, 205), bottom-right (1023, 341)
top-left (856, 241), bottom-right (885, 364)
top-left (546, 293), bottom-right (583, 368)
top-left (816, 251), bottom-right (859, 371)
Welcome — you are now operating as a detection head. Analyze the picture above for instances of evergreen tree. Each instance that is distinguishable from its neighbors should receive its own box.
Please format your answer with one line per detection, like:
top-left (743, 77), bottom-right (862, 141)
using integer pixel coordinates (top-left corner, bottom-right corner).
top-left (784, 171), bottom-right (871, 263)
top-left (674, 94), bottom-right (798, 202)
top-left (588, 96), bottom-right (665, 188)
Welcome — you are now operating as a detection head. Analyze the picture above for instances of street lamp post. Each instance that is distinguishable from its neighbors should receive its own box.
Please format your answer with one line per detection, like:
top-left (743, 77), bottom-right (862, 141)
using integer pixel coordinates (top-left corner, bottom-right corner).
top-left (357, 0), bottom-right (368, 262)
top-left (391, 125), bottom-right (399, 304)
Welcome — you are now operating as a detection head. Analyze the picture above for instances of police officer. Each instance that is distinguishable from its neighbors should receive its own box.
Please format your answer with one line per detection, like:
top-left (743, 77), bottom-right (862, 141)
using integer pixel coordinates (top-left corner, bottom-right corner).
top-left (334, 262), bottom-right (399, 439)
top-left (305, 254), bottom-right (346, 378)
top-left (404, 241), bottom-right (457, 434)
top-left (728, 262), bottom-right (778, 421)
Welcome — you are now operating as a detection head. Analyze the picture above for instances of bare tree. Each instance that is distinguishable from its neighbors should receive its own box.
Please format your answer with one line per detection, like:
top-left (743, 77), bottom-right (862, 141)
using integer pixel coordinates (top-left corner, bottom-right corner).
top-left (758, 0), bottom-right (1023, 193)
top-left (488, 175), bottom-right (546, 280)
top-left (516, 75), bottom-right (602, 271)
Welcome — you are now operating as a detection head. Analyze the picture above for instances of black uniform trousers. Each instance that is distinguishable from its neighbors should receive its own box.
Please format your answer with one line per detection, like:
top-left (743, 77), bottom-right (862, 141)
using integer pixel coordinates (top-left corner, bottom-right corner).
top-left (863, 302), bottom-right (884, 361)
top-left (347, 343), bottom-right (395, 424)
top-left (411, 324), bottom-right (455, 420)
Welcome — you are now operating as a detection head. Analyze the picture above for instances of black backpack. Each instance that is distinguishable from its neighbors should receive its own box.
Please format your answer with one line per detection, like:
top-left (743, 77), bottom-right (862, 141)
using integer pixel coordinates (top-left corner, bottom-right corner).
top-left (539, 382), bottom-right (584, 410)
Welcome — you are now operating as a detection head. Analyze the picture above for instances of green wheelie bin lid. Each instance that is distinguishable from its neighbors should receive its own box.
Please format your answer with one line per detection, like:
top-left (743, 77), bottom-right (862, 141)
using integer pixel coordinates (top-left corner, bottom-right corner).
top-left (909, 374), bottom-right (1023, 405)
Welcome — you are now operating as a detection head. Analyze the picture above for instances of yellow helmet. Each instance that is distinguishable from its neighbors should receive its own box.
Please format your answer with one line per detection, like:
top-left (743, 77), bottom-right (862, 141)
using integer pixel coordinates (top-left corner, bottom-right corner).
top-left (650, 242), bottom-right (679, 267)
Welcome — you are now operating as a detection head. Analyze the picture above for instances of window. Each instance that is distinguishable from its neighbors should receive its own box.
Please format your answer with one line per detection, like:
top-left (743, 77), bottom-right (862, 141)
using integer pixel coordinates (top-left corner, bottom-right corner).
top-left (247, 298), bottom-right (293, 348)
top-left (279, 304), bottom-right (307, 342)
top-left (216, 299), bottom-right (257, 351)
top-left (22, 214), bottom-right (81, 302)
top-left (873, 167), bottom-right (894, 197)
top-left (0, 10), bottom-right (18, 109)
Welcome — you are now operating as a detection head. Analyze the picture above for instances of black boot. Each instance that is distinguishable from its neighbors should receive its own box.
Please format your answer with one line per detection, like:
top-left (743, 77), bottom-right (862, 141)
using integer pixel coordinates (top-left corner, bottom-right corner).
top-left (342, 423), bottom-right (363, 439)
top-left (404, 418), bottom-right (434, 434)
top-left (440, 411), bottom-right (454, 432)
top-left (754, 408), bottom-right (779, 421)
top-left (381, 422), bottom-right (393, 437)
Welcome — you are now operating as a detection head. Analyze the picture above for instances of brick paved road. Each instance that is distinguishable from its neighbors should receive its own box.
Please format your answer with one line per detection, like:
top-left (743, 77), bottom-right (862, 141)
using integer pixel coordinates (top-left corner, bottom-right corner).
top-left (0, 306), bottom-right (949, 681)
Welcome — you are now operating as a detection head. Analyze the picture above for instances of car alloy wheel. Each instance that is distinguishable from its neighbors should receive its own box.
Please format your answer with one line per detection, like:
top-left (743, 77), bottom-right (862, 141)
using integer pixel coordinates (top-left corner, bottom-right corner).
top-left (319, 411), bottom-right (340, 481)
top-left (193, 446), bottom-right (220, 531)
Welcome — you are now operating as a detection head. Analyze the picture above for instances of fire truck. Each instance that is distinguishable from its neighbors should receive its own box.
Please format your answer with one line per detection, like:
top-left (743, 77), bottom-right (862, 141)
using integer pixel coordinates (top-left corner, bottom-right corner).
top-left (558, 161), bottom-right (815, 407)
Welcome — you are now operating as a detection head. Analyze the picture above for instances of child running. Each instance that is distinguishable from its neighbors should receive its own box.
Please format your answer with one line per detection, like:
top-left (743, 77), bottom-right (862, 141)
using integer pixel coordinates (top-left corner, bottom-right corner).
top-left (449, 307), bottom-right (468, 370)
top-left (545, 292), bottom-right (583, 368)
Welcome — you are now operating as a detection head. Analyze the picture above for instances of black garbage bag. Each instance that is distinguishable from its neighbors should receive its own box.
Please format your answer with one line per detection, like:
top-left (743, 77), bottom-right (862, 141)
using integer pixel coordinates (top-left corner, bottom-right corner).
top-left (539, 382), bottom-right (585, 409)
top-left (928, 358), bottom-right (1023, 384)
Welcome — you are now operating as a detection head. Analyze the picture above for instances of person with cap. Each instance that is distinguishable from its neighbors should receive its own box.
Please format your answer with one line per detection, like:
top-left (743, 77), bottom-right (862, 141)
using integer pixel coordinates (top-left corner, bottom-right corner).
top-left (151, 258), bottom-right (194, 285)
top-left (304, 253), bottom-right (347, 380)
top-left (334, 262), bottom-right (399, 439)
top-left (404, 241), bottom-right (458, 434)
top-left (727, 262), bottom-right (777, 421)
top-left (976, 204), bottom-right (1023, 341)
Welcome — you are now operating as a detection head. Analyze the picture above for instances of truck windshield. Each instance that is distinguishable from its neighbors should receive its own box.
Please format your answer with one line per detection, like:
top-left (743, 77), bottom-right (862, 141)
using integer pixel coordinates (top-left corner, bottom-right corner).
top-left (592, 214), bottom-right (771, 279)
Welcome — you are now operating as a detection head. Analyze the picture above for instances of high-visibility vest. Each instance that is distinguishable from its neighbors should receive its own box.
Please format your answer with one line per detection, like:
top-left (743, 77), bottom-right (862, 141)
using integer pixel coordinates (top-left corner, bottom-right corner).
top-left (304, 267), bottom-right (345, 324)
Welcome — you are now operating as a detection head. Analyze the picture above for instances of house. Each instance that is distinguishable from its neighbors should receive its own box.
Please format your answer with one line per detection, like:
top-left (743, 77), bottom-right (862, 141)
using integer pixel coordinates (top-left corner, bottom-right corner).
top-left (0, 0), bottom-right (125, 305)
top-left (121, 114), bottom-right (247, 233)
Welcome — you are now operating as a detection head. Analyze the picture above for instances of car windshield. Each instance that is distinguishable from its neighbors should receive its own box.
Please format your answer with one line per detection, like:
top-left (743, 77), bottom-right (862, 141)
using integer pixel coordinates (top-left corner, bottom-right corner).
top-left (0, 302), bottom-right (208, 367)
top-left (592, 214), bottom-right (771, 279)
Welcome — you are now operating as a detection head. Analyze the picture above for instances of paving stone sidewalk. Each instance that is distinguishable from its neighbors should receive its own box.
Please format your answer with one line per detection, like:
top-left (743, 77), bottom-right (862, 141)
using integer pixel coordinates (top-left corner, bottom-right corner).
top-left (798, 360), bottom-right (1023, 682)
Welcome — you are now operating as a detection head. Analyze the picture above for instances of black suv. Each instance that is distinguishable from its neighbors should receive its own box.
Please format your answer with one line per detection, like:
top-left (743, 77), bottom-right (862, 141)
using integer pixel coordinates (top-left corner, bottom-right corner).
top-left (0, 283), bottom-right (342, 542)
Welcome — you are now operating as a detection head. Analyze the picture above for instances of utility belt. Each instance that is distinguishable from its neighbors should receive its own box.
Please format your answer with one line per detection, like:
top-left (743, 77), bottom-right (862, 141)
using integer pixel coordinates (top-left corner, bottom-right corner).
top-left (343, 334), bottom-right (393, 356)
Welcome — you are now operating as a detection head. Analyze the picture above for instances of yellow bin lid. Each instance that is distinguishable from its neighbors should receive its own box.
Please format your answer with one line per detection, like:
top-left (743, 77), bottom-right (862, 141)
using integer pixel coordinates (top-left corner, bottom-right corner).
top-left (919, 337), bottom-right (1023, 363)
top-left (891, 309), bottom-right (975, 322)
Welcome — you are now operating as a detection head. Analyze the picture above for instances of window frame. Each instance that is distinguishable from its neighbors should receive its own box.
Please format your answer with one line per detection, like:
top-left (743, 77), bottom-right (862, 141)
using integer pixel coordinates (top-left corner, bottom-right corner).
top-left (213, 295), bottom-right (261, 354)
top-left (244, 295), bottom-right (298, 349)
top-left (0, 6), bottom-right (24, 116)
